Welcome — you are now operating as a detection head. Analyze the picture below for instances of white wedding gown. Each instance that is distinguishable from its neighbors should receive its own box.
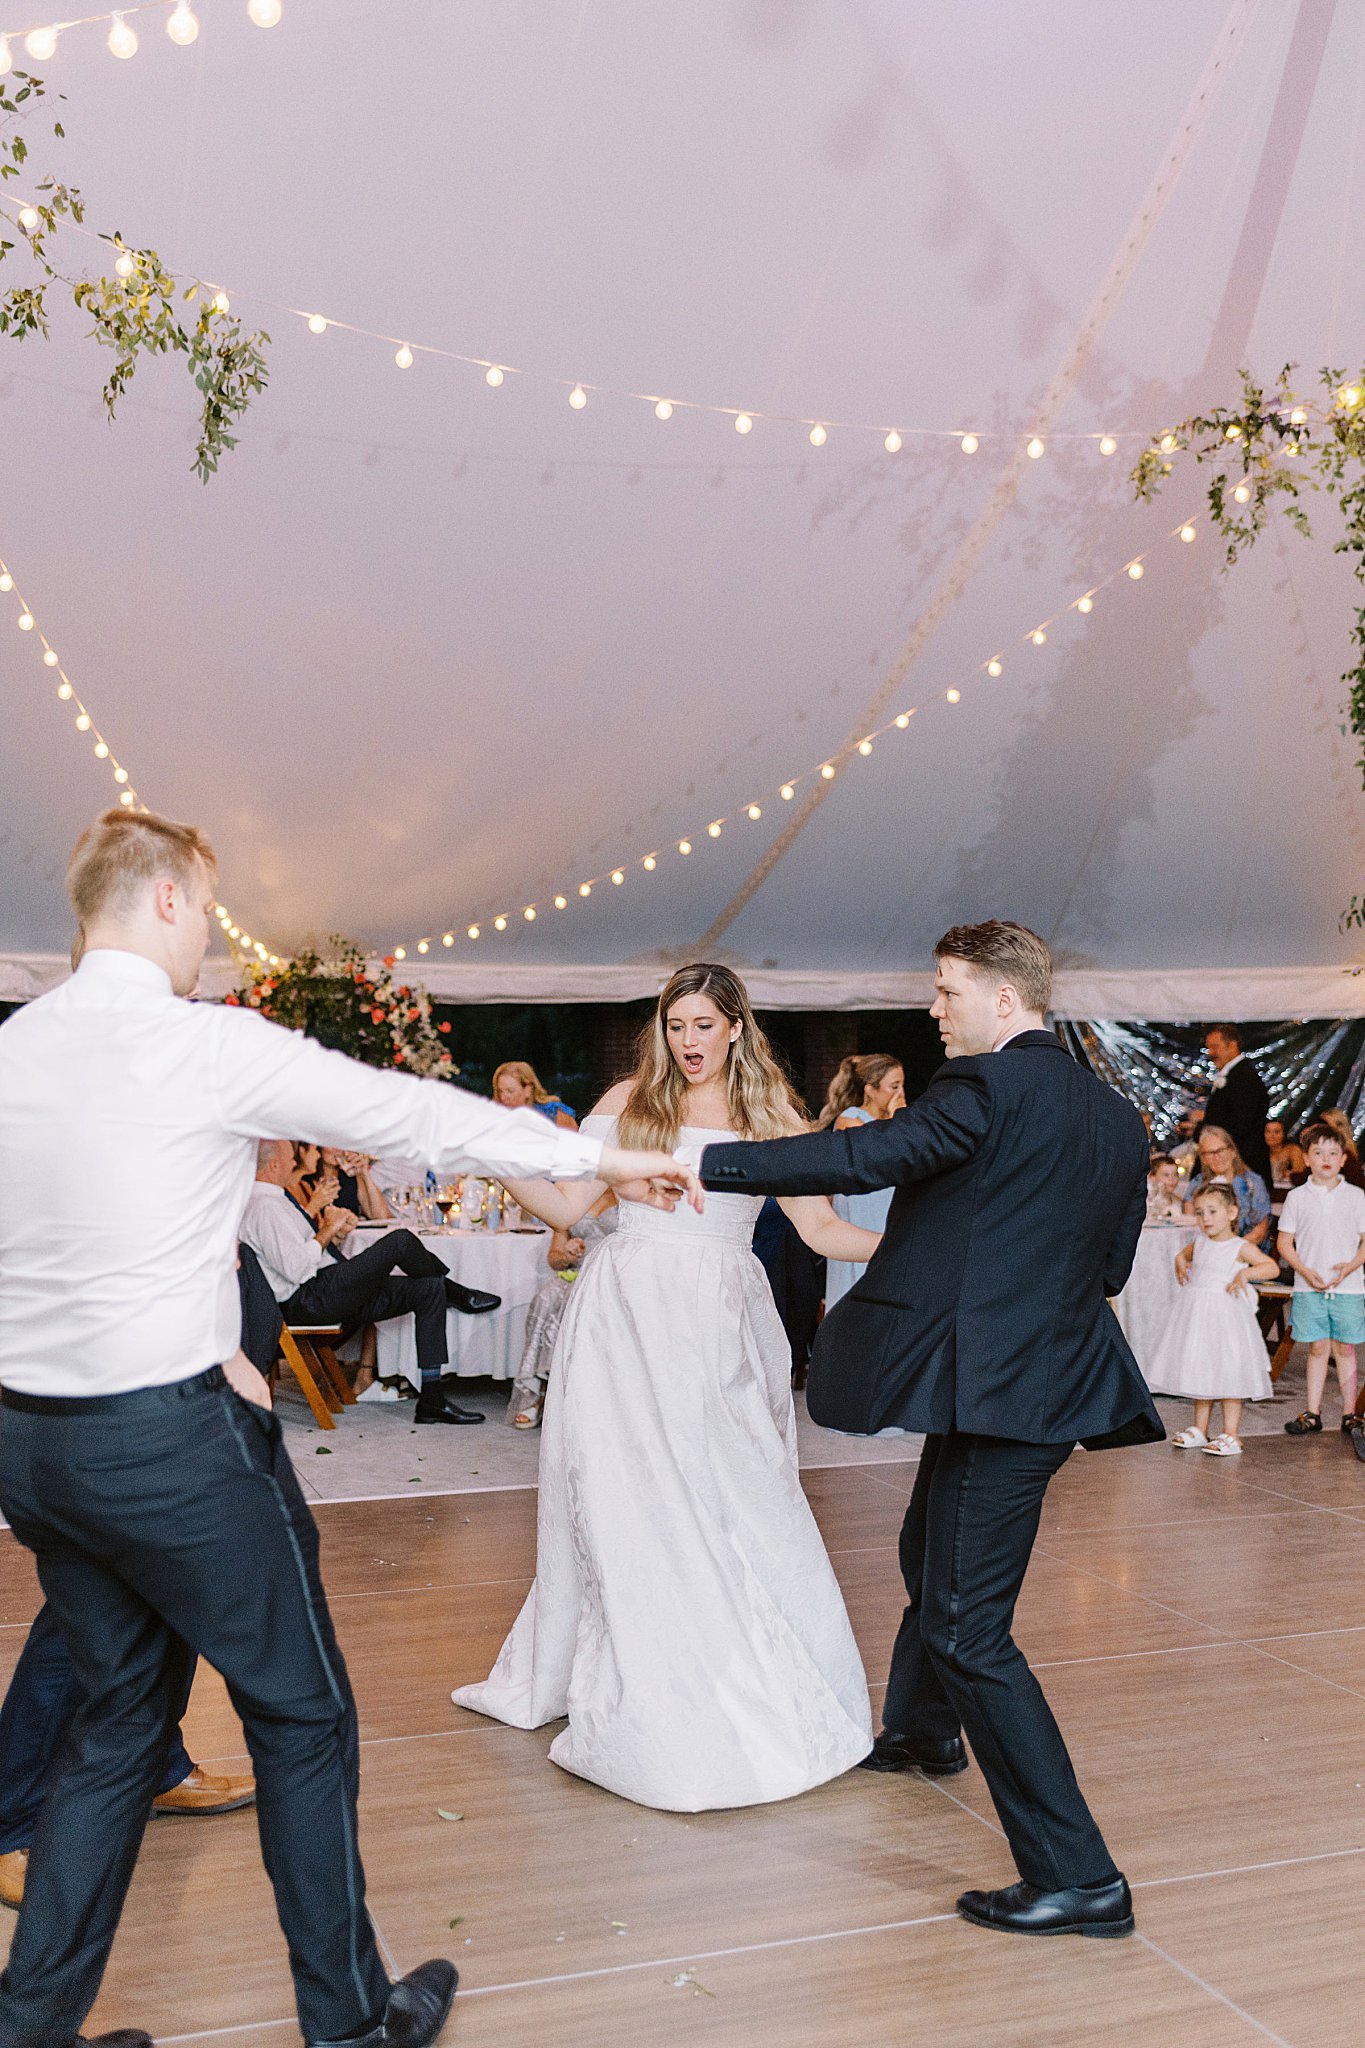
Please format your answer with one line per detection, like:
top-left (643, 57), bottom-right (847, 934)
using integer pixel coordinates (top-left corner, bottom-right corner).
top-left (452, 1118), bottom-right (872, 1811)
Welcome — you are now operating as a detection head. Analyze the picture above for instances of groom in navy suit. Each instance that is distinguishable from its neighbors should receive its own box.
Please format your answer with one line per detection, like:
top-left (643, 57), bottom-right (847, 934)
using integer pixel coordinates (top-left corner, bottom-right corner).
top-left (699, 922), bottom-right (1161, 1940)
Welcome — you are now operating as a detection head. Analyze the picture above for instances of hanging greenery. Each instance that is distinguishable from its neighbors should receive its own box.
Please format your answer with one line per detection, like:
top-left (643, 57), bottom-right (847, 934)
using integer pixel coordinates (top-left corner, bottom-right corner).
top-left (1, 70), bottom-right (270, 479)
top-left (229, 940), bottom-right (459, 1080)
top-left (1132, 363), bottom-right (1365, 925)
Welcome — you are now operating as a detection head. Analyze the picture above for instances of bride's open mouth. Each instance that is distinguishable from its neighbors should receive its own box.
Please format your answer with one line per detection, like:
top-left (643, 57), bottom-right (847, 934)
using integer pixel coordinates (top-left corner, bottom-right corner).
top-left (683, 1052), bottom-right (704, 1074)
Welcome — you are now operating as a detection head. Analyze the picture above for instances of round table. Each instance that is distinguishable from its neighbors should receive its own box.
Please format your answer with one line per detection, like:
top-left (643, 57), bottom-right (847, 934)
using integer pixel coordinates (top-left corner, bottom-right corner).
top-left (353, 1223), bottom-right (553, 1387)
top-left (1112, 1219), bottom-right (1198, 1381)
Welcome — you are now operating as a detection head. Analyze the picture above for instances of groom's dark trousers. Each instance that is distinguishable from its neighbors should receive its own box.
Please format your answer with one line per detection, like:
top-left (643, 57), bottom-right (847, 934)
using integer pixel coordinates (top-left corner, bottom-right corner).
top-left (700, 1030), bottom-right (1163, 1892)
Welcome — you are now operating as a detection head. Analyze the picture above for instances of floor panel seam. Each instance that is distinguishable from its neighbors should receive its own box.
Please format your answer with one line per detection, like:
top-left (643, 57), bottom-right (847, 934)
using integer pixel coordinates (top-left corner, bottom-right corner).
top-left (1135, 1933), bottom-right (1292, 2045)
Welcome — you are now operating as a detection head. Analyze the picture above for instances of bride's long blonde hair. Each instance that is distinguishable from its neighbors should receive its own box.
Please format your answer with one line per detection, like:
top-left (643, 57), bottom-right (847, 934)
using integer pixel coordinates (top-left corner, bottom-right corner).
top-left (616, 962), bottom-right (802, 1151)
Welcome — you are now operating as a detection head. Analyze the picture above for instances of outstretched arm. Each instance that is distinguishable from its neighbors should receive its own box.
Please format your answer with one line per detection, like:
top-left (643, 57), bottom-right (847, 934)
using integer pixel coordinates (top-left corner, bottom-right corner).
top-left (777, 1195), bottom-right (881, 1263)
top-left (700, 1067), bottom-right (992, 1197)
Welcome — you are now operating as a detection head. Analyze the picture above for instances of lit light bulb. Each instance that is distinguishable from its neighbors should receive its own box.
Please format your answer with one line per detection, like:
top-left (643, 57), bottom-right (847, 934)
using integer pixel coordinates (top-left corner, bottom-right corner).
top-left (16, 612), bottom-right (34, 631)
top-left (213, 290), bottom-right (230, 314)
top-left (394, 344), bottom-right (413, 369)
top-left (946, 688), bottom-right (961, 704)
top-left (579, 882), bottom-right (592, 896)
top-left (1077, 595), bottom-right (1093, 615)
top-left (707, 822), bottom-right (722, 838)
top-left (0, 36), bottom-right (10, 75)
top-left (228, 925), bottom-right (240, 939)
top-left (1225, 423), bottom-right (1242, 441)
top-left (1030, 629), bottom-right (1046, 646)
top-left (1233, 483), bottom-right (1251, 504)
top-left (1026, 436), bottom-right (1045, 460)
top-left (884, 429), bottom-right (902, 453)
top-left (678, 839), bottom-right (692, 855)
top-left (734, 413), bottom-right (753, 435)
top-left (247, 0), bottom-right (284, 26)
top-left (643, 855), bottom-right (657, 870)
top-left (809, 423), bottom-right (827, 447)
top-left (18, 207), bottom-right (40, 234)
top-left (307, 313), bottom-right (327, 334)
top-left (114, 252), bottom-right (136, 279)
top-left (57, 681), bottom-right (72, 699)
top-left (524, 905), bottom-right (537, 920)
top-left (568, 384), bottom-right (587, 409)
top-left (484, 364), bottom-right (504, 387)
top-left (987, 659), bottom-right (1002, 677)
top-left (1341, 385), bottom-right (1363, 409)
top-left (960, 433), bottom-right (978, 454)
top-left (119, 789), bottom-right (135, 806)
top-left (820, 763), bottom-right (835, 780)
top-left (394, 946), bottom-right (406, 959)
top-left (1127, 560), bottom-right (1145, 579)
top-left (857, 739), bottom-right (873, 757)
top-left (895, 712), bottom-right (911, 728)
top-left (25, 28), bottom-right (59, 61)
top-left (780, 783), bottom-right (795, 800)
top-left (494, 917), bottom-right (507, 932)
top-left (1289, 406), bottom-right (1307, 426)
top-left (108, 13), bottom-right (139, 59)
top-left (554, 894), bottom-right (567, 908)
top-left (1180, 523), bottom-right (1196, 543)
top-left (0, 574), bottom-right (10, 591)
top-left (1159, 434), bottom-right (1178, 454)
top-left (1099, 435), bottom-right (1117, 456)
top-left (442, 932), bottom-right (454, 946)
top-left (42, 647), bottom-right (58, 665)
top-left (1285, 440), bottom-right (1299, 457)
top-left (468, 925), bottom-right (480, 939)
top-left (113, 766), bottom-right (128, 784)
top-left (167, 3), bottom-right (200, 46)
top-left (611, 869), bottom-right (625, 884)
top-left (654, 399), bottom-right (673, 420)
top-left (747, 803), bottom-right (762, 820)
top-left (94, 741), bottom-right (109, 759)
top-left (76, 713), bottom-right (91, 731)
top-left (417, 940), bottom-right (429, 954)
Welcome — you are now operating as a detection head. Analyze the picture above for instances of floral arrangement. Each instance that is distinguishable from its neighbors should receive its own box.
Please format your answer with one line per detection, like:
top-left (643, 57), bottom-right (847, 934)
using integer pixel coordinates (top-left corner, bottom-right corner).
top-left (228, 938), bottom-right (457, 1078)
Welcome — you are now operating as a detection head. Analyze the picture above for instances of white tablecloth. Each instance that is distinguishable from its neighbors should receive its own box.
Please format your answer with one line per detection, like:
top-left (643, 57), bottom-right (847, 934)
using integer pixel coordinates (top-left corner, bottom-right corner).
top-left (360, 1225), bottom-right (553, 1386)
top-left (1113, 1220), bottom-right (1198, 1381)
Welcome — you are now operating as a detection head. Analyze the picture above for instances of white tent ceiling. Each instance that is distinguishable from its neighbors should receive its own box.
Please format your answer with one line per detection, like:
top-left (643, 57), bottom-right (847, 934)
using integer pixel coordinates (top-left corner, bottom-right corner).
top-left (2, 0), bottom-right (1364, 1015)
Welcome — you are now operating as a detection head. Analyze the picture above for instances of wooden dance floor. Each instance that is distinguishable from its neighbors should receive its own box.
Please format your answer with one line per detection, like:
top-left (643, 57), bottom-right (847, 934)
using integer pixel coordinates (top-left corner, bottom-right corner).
top-left (2, 1438), bottom-right (1363, 2046)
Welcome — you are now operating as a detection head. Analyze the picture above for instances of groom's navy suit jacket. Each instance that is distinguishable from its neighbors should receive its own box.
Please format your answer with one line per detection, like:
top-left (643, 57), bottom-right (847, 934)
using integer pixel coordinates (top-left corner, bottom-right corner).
top-left (701, 1031), bottom-right (1163, 1450)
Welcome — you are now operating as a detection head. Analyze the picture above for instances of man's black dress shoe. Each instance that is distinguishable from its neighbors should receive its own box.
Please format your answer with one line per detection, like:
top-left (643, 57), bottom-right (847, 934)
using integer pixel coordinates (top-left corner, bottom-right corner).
top-left (956, 1876), bottom-right (1134, 1939)
top-left (444, 1279), bottom-right (500, 1315)
top-left (858, 1731), bottom-right (968, 1776)
top-left (414, 1392), bottom-right (485, 1425)
top-left (310, 1958), bottom-right (458, 2047)
top-left (73, 2032), bottom-right (154, 2047)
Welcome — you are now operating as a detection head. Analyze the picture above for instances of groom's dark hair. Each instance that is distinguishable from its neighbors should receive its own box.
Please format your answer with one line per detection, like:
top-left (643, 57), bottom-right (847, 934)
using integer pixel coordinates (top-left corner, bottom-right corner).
top-left (934, 920), bottom-right (1053, 1014)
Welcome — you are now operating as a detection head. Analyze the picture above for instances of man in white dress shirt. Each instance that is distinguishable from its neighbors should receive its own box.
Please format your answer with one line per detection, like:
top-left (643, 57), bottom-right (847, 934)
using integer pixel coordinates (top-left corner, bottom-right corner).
top-left (0, 807), bottom-right (698, 2048)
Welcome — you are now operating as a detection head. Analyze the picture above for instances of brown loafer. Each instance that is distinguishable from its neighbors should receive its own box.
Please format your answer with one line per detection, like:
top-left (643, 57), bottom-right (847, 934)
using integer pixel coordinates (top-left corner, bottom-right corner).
top-left (0, 1846), bottom-right (26, 1910)
top-left (152, 1765), bottom-right (256, 1816)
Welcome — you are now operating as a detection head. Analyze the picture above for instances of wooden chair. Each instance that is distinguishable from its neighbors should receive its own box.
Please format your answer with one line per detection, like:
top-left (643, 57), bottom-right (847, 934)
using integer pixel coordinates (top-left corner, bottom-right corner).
top-left (1256, 1283), bottom-right (1296, 1384)
top-left (275, 1322), bottom-right (355, 1430)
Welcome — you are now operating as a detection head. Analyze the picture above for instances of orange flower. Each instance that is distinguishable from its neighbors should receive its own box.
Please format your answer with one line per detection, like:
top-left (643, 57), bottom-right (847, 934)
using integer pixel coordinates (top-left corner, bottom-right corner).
top-left (407, 1007), bottom-right (420, 1022)
top-left (438, 1021), bottom-right (452, 1034)
top-left (225, 992), bottom-right (240, 1006)
top-left (370, 1007), bottom-right (385, 1023)
top-left (383, 955), bottom-right (396, 968)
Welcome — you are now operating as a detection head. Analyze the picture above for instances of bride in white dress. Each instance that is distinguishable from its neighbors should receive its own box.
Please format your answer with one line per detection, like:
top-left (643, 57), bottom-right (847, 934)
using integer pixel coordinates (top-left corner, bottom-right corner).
top-left (452, 963), bottom-right (879, 1811)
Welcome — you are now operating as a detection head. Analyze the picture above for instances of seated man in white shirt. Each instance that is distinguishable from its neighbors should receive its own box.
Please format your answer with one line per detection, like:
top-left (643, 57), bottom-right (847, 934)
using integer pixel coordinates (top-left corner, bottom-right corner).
top-left (242, 1140), bottom-right (486, 1425)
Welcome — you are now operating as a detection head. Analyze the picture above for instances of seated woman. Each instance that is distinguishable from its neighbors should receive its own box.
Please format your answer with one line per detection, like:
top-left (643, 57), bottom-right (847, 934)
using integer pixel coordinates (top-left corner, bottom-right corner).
top-left (320, 1147), bottom-right (393, 1220)
top-left (1265, 1119), bottom-right (1306, 1190)
top-left (285, 1142), bottom-right (390, 1393)
top-left (818, 1053), bottom-right (905, 1310)
top-left (505, 1192), bottom-right (617, 1429)
top-left (1181, 1124), bottom-right (1272, 1246)
top-left (493, 1060), bottom-right (578, 1129)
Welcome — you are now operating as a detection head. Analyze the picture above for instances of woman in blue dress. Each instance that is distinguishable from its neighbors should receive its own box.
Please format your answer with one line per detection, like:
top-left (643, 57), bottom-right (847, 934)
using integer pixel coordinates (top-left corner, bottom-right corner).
top-left (492, 1059), bottom-right (578, 1128)
top-left (818, 1053), bottom-right (905, 1308)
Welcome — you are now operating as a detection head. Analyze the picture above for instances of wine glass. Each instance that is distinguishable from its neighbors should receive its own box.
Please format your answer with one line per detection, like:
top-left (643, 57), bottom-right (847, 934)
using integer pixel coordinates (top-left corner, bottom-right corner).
top-left (434, 1186), bottom-right (456, 1235)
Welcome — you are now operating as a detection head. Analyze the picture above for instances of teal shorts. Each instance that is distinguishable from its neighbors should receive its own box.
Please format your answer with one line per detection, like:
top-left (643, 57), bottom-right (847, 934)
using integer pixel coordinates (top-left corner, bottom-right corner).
top-left (1291, 1292), bottom-right (1365, 1344)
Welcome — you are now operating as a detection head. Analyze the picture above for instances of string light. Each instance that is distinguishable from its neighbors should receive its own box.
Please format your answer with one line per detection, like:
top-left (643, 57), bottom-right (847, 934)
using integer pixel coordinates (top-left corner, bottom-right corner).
top-left (114, 251), bottom-right (137, 279)
top-left (442, 932), bottom-right (454, 946)
top-left (394, 344), bottom-right (413, 370)
top-left (17, 206), bottom-right (39, 234)
top-left (307, 313), bottom-right (327, 334)
top-left (42, 646), bottom-right (58, 665)
top-left (107, 12), bottom-right (137, 58)
top-left (0, 34), bottom-right (10, 72)
top-left (884, 430), bottom-right (901, 453)
top-left (493, 916), bottom-right (507, 931)
top-left (24, 28), bottom-right (58, 60)
top-left (1026, 436), bottom-right (1045, 460)
top-left (212, 289), bottom-right (230, 315)
top-left (1159, 434), bottom-right (1178, 454)
top-left (568, 384), bottom-right (587, 410)
top-left (247, 0), bottom-right (284, 25)
top-left (654, 399), bottom-right (672, 420)
top-left (1099, 436), bottom-right (1117, 456)
top-left (484, 365), bottom-right (504, 387)
top-left (16, 610), bottom-right (34, 630)
top-left (960, 433), bottom-right (979, 455)
top-left (808, 423), bottom-right (827, 447)
top-left (1232, 483), bottom-right (1251, 505)
top-left (734, 413), bottom-right (753, 435)
top-left (524, 904), bottom-right (537, 919)
top-left (384, 508), bottom-right (1208, 953)
top-left (166, 2), bottom-right (198, 44)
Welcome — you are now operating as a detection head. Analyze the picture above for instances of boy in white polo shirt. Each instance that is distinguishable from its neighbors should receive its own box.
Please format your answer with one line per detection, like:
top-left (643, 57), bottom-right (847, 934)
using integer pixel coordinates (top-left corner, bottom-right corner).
top-left (1278, 1122), bottom-right (1365, 1440)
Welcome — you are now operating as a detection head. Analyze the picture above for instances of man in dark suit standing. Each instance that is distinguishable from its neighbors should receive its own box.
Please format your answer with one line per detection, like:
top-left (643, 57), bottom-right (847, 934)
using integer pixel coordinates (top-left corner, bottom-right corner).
top-left (698, 922), bottom-right (1161, 1940)
top-left (1201, 1024), bottom-right (1273, 1191)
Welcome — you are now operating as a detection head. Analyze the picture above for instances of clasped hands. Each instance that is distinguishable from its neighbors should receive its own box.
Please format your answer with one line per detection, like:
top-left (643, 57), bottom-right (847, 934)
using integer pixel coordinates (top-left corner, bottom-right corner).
top-left (597, 1145), bottom-right (705, 1214)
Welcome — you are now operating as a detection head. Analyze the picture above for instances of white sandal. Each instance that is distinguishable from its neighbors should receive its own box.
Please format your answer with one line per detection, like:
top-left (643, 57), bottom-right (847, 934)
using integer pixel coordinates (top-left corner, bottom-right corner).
top-left (1172, 1426), bottom-right (1208, 1449)
top-left (1202, 1433), bottom-right (1243, 1456)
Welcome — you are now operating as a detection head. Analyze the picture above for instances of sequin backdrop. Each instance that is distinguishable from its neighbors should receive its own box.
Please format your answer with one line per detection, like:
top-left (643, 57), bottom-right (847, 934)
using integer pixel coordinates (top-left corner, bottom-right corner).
top-left (1059, 1020), bottom-right (1365, 1146)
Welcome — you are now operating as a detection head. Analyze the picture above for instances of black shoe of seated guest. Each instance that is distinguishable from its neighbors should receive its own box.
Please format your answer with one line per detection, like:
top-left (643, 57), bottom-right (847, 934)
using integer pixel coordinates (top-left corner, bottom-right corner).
top-left (858, 1731), bottom-right (968, 1776)
top-left (414, 1390), bottom-right (485, 1425)
top-left (73, 2032), bottom-right (155, 2047)
top-left (444, 1279), bottom-right (501, 1315)
top-left (309, 1958), bottom-right (459, 2047)
top-left (956, 1876), bottom-right (1134, 1939)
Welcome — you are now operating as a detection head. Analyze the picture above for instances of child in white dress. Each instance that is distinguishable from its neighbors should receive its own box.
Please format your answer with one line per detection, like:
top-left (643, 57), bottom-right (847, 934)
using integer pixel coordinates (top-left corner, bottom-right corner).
top-left (1147, 1183), bottom-right (1279, 1455)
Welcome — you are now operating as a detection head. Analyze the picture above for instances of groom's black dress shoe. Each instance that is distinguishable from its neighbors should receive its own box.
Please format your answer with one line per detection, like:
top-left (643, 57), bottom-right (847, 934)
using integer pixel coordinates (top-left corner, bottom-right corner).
top-left (956, 1876), bottom-right (1134, 1939)
top-left (309, 1959), bottom-right (458, 2047)
top-left (415, 1391), bottom-right (485, 1425)
top-left (858, 1731), bottom-right (968, 1776)
top-left (444, 1279), bottom-right (500, 1315)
